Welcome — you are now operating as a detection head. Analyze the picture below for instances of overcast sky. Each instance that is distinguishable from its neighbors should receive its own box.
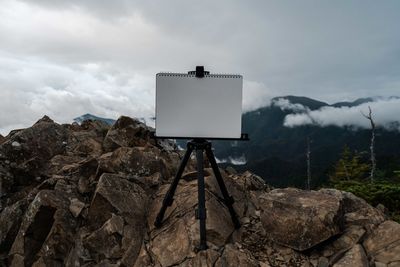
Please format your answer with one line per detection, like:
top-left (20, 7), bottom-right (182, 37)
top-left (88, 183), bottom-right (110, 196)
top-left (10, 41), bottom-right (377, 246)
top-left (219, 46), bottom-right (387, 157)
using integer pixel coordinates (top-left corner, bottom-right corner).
top-left (1, 0), bottom-right (400, 134)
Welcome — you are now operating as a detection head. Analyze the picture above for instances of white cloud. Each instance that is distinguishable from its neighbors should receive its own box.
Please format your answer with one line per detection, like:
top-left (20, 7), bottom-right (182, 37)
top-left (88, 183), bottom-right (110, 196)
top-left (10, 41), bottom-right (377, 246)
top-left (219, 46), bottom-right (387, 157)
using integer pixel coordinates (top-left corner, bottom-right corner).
top-left (242, 80), bottom-right (271, 112)
top-left (283, 98), bottom-right (400, 131)
top-left (215, 155), bottom-right (247, 165)
top-left (272, 98), bottom-right (310, 113)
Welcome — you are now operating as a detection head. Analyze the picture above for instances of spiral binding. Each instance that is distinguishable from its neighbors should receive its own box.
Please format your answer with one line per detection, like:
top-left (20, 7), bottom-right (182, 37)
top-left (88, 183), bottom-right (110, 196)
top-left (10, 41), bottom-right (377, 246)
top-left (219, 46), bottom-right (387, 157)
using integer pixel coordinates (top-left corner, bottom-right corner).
top-left (157, 72), bottom-right (242, 79)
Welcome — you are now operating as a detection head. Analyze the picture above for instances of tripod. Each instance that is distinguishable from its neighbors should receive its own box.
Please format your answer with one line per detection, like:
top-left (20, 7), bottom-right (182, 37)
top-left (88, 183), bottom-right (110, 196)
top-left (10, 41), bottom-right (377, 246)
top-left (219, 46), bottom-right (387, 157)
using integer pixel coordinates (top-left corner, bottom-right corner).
top-left (154, 139), bottom-right (241, 250)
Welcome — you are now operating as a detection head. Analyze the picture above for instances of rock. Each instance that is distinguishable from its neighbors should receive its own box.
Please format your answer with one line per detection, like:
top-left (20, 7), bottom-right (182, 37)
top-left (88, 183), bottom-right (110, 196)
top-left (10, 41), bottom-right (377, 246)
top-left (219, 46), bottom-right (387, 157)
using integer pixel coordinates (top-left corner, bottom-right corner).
top-left (0, 134), bottom-right (5, 145)
top-left (214, 244), bottom-right (259, 267)
top-left (156, 138), bottom-right (178, 152)
top-left (86, 173), bottom-right (148, 265)
top-left (88, 173), bottom-right (148, 227)
top-left (35, 115), bottom-right (54, 124)
top-left (84, 214), bottom-right (126, 259)
top-left (97, 146), bottom-right (173, 181)
top-left (0, 116), bottom-right (69, 192)
top-left (376, 203), bottom-right (388, 215)
top-left (150, 219), bottom-right (193, 266)
top-left (8, 190), bottom-right (77, 266)
top-left (97, 259), bottom-right (119, 267)
top-left (103, 116), bottom-right (152, 152)
top-left (79, 119), bottom-right (110, 134)
top-left (230, 170), bottom-right (268, 192)
top-left (8, 254), bottom-right (24, 267)
top-left (317, 257), bottom-right (329, 267)
top-left (363, 220), bottom-right (400, 264)
top-left (0, 165), bottom-right (14, 200)
top-left (332, 244), bottom-right (368, 267)
top-left (146, 173), bottom-right (243, 266)
top-left (45, 154), bottom-right (86, 176)
top-left (132, 243), bottom-right (153, 267)
top-left (180, 249), bottom-right (220, 267)
top-left (340, 191), bottom-right (386, 229)
top-left (67, 130), bottom-right (104, 158)
top-left (69, 198), bottom-right (85, 217)
top-left (225, 166), bottom-right (237, 174)
top-left (259, 188), bottom-right (344, 251)
top-left (77, 176), bottom-right (90, 194)
top-left (11, 141), bottom-right (21, 148)
top-left (318, 225), bottom-right (365, 260)
top-left (63, 119), bottom-right (109, 158)
top-left (0, 199), bottom-right (28, 253)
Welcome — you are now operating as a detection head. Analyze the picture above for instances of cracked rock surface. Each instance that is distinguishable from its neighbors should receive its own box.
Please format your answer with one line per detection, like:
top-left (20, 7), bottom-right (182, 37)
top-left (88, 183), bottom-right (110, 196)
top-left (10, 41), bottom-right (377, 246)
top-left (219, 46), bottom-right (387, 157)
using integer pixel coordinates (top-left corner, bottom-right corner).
top-left (1, 116), bottom-right (399, 266)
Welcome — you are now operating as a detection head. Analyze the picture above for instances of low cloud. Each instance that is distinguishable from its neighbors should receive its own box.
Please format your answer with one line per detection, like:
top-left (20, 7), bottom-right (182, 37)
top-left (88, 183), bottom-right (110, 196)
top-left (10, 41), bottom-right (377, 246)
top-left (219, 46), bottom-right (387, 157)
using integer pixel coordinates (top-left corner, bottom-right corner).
top-left (242, 80), bottom-right (272, 112)
top-left (216, 155), bottom-right (247, 165)
top-left (283, 98), bottom-right (400, 131)
top-left (272, 98), bottom-right (310, 113)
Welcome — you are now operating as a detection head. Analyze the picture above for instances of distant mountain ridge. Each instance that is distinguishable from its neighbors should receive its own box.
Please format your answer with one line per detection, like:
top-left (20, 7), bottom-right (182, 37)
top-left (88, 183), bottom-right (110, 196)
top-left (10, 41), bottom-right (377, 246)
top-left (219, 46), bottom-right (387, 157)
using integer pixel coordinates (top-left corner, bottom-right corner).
top-left (73, 113), bottom-right (116, 125)
top-left (331, 97), bottom-right (374, 107)
top-left (271, 95), bottom-right (328, 110)
top-left (213, 95), bottom-right (400, 188)
top-left (272, 95), bottom-right (379, 109)
top-left (73, 114), bottom-right (155, 127)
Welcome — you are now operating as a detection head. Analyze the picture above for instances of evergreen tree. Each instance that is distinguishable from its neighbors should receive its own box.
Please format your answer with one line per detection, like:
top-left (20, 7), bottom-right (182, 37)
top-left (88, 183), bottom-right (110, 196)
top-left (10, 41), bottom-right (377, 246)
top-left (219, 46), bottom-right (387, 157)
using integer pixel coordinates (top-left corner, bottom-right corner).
top-left (330, 146), bottom-right (369, 182)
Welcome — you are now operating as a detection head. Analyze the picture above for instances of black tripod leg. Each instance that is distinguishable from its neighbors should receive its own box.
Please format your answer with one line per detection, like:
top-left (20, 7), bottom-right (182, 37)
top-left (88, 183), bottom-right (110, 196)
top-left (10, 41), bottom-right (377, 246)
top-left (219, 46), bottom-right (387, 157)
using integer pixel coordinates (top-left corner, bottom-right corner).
top-left (205, 146), bottom-right (241, 229)
top-left (154, 145), bottom-right (193, 228)
top-left (195, 147), bottom-right (208, 250)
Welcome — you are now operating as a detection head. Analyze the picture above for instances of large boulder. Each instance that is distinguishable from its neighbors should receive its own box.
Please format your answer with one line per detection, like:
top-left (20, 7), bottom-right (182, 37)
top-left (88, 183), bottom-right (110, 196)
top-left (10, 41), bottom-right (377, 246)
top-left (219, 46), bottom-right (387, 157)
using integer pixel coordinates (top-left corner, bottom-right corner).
top-left (85, 173), bottom-right (148, 266)
top-left (65, 119), bottom-right (109, 157)
top-left (8, 190), bottom-right (77, 266)
top-left (0, 116), bottom-right (69, 192)
top-left (102, 116), bottom-right (177, 153)
top-left (259, 188), bottom-right (344, 251)
top-left (0, 199), bottom-right (28, 254)
top-left (146, 170), bottom-right (245, 266)
top-left (103, 116), bottom-right (152, 152)
top-left (315, 189), bottom-right (387, 229)
top-left (363, 220), bottom-right (400, 265)
top-left (97, 146), bottom-right (177, 183)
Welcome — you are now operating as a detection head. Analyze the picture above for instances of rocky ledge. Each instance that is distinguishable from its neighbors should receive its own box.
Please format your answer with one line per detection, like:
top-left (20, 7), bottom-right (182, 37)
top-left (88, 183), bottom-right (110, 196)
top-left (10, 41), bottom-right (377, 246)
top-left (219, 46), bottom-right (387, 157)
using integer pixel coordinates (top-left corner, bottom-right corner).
top-left (0, 116), bottom-right (399, 267)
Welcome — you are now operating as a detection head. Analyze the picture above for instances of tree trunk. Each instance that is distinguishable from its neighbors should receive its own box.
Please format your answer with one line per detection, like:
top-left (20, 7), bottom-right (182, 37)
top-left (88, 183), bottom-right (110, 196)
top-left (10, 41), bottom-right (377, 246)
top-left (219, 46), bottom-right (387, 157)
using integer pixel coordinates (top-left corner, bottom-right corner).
top-left (362, 106), bottom-right (376, 183)
top-left (306, 137), bottom-right (311, 190)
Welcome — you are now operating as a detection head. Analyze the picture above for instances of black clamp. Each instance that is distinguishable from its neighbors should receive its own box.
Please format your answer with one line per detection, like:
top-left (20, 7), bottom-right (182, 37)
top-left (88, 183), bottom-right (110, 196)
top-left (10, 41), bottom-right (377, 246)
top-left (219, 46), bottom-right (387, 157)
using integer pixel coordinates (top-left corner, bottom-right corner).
top-left (188, 66), bottom-right (210, 78)
top-left (240, 133), bottom-right (249, 141)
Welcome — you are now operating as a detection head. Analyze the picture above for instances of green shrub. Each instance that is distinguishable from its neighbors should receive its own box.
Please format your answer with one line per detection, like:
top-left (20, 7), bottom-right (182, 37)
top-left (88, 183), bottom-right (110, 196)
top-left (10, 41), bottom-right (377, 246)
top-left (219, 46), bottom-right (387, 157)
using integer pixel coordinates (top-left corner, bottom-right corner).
top-left (332, 180), bottom-right (400, 222)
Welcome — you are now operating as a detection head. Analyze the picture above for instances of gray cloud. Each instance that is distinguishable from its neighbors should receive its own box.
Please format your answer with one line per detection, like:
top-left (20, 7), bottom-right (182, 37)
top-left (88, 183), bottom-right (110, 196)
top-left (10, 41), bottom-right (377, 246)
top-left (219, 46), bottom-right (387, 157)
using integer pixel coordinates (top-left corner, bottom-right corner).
top-left (283, 98), bottom-right (400, 131)
top-left (1, 0), bottom-right (400, 134)
top-left (0, 54), bottom-right (155, 134)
